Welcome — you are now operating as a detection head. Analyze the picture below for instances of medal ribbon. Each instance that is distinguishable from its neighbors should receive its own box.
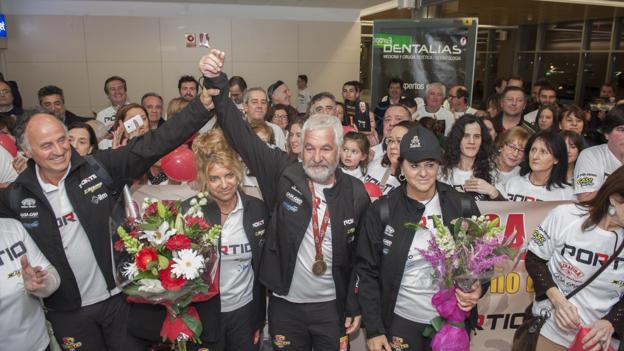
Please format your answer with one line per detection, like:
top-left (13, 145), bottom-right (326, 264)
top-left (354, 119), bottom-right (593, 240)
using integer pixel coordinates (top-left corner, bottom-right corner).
top-left (308, 179), bottom-right (330, 261)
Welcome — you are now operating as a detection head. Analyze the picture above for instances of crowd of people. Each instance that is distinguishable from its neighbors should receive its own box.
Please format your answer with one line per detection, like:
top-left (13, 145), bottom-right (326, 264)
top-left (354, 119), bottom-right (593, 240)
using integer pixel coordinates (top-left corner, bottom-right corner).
top-left (1, 47), bottom-right (623, 351)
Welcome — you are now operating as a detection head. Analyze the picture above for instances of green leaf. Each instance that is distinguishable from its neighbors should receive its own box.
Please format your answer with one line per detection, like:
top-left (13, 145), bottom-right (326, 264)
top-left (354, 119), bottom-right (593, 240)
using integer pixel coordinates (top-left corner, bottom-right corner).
top-left (175, 213), bottom-right (184, 232)
top-left (157, 201), bottom-right (167, 218)
top-left (404, 222), bottom-right (423, 231)
top-left (146, 260), bottom-right (159, 271)
top-left (158, 255), bottom-right (170, 270)
top-left (140, 222), bottom-right (160, 231)
top-left (151, 267), bottom-right (159, 276)
top-left (430, 316), bottom-right (444, 332)
top-left (422, 324), bottom-right (436, 338)
top-left (181, 310), bottom-right (203, 337)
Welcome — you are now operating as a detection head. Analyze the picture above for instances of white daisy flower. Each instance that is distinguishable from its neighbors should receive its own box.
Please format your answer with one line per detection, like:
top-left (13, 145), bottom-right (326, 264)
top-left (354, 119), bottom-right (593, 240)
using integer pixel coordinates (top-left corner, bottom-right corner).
top-left (140, 221), bottom-right (176, 246)
top-left (137, 279), bottom-right (165, 293)
top-left (122, 262), bottom-right (139, 279)
top-left (171, 249), bottom-right (204, 280)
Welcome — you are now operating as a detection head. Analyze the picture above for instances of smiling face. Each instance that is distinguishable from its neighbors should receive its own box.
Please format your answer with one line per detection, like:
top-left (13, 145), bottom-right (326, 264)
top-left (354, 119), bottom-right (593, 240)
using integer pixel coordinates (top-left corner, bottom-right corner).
top-left (106, 79), bottom-right (127, 107)
top-left (302, 128), bottom-right (339, 184)
top-left (559, 111), bottom-right (584, 135)
top-left (401, 159), bottom-right (440, 198)
top-left (425, 86), bottom-right (444, 110)
top-left (244, 90), bottom-right (268, 122)
top-left (499, 138), bottom-right (526, 169)
top-left (538, 109), bottom-right (555, 130)
top-left (24, 114), bottom-right (72, 183)
top-left (205, 163), bottom-right (239, 205)
top-left (288, 123), bottom-right (302, 156)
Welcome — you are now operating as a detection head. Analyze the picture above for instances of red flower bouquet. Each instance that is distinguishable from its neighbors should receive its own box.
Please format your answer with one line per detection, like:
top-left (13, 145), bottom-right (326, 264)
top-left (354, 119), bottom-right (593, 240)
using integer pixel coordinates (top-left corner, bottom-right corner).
top-left (113, 192), bottom-right (220, 351)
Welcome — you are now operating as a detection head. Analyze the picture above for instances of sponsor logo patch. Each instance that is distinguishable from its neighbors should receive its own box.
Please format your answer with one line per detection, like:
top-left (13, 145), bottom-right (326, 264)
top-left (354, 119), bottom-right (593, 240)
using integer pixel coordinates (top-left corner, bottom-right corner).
top-left (391, 336), bottom-right (409, 350)
top-left (273, 335), bottom-right (291, 348)
top-left (61, 337), bottom-right (83, 350)
top-left (79, 174), bottom-right (97, 189)
top-left (285, 192), bottom-right (303, 205)
top-left (282, 202), bottom-right (298, 213)
top-left (20, 198), bottom-right (36, 209)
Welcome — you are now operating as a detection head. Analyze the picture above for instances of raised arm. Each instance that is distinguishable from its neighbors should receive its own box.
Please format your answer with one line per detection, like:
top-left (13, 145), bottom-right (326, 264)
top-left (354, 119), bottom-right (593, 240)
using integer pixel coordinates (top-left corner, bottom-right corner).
top-left (198, 49), bottom-right (296, 208)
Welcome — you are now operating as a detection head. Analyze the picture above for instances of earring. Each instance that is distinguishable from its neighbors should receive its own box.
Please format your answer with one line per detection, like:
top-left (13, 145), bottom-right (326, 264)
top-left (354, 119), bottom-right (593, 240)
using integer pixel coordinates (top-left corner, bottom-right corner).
top-left (608, 205), bottom-right (616, 217)
top-left (398, 173), bottom-right (406, 182)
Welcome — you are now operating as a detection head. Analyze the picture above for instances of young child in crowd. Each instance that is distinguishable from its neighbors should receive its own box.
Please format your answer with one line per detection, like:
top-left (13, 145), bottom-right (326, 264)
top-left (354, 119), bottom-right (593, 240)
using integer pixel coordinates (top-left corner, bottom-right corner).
top-left (340, 131), bottom-right (370, 181)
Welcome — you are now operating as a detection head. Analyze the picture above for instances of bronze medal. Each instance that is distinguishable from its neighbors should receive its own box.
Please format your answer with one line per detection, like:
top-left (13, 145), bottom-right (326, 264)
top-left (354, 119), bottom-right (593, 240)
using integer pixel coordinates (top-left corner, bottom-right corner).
top-left (312, 258), bottom-right (327, 276)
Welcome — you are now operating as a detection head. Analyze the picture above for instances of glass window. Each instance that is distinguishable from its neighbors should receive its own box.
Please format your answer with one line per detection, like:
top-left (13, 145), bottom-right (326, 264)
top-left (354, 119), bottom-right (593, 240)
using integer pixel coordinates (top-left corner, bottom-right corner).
top-left (537, 53), bottom-right (579, 104)
top-left (582, 53), bottom-right (609, 104)
top-left (517, 53), bottom-right (535, 87)
top-left (590, 20), bottom-right (612, 50)
top-left (544, 22), bottom-right (583, 51)
top-left (612, 53), bottom-right (624, 97)
top-left (477, 30), bottom-right (489, 52)
top-left (518, 25), bottom-right (538, 51)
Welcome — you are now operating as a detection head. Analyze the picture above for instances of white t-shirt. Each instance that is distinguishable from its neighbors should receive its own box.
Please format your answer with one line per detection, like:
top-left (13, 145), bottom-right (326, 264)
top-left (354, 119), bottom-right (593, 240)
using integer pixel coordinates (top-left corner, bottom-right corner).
top-left (438, 167), bottom-right (473, 193)
top-left (452, 106), bottom-right (478, 120)
top-left (219, 192), bottom-right (254, 312)
top-left (416, 106), bottom-right (455, 136)
top-left (297, 89), bottom-right (313, 114)
top-left (363, 159), bottom-right (400, 195)
top-left (493, 166), bottom-right (520, 190)
top-left (394, 194), bottom-right (443, 323)
top-left (36, 165), bottom-right (114, 306)
top-left (0, 219), bottom-right (52, 351)
top-left (524, 109), bottom-right (538, 124)
top-left (96, 105), bottom-right (119, 128)
top-left (573, 144), bottom-right (622, 195)
top-left (278, 182), bottom-right (336, 302)
top-left (504, 174), bottom-right (574, 202)
top-left (341, 166), bottom-right (366, 182)
top-left (370, 142), bottom-right (385, 165)
top-left (264, 121), bottom-right (286, 151)
top-left (529, 204), bottom-right (624, 348)
top-left (0, 145), bottom-right (17, 183)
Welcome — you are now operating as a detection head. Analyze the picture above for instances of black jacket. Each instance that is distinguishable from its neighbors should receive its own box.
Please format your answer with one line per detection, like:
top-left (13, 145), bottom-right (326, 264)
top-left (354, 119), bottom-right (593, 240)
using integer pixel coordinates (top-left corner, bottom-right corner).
top-left (203, 73), bottom-right (371, 320)
top-left (127, 192), bottom-right (269, 343)
top-left (63, 110), bottom-right (92, 126)
top-left (356, 182), bottom-right (481, 338)
top-left (0, 97), bottom-right (211, 311)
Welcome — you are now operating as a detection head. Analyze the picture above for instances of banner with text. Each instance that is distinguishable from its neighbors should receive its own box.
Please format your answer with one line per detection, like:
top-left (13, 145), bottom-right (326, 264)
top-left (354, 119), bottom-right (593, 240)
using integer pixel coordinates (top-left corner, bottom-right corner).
top-left (371, 18), bottom-right (478, 106)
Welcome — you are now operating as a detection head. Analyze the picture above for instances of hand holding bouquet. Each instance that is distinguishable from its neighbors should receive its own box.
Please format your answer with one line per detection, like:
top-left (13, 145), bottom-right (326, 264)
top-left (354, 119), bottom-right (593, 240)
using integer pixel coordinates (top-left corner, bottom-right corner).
top-left (113, 192), bottom-right (221, 350)
top-left (408, 215), bottom-right (517, 351)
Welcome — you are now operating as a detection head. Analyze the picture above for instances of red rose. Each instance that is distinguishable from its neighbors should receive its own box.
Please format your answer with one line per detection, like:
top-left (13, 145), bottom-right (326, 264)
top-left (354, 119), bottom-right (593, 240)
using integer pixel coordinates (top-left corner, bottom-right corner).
top-left (159, 263), bottom-right (186, 291)
top-left (135, 247), bottom-right (158, 271)
top-left (114, 239), bottom-right (125, 252)
top-left (144, 202), bottom-right (158, 217)
top-left (185, 215), bottom-right (209, 230)
top-left (165, 234), bottom-right (192, 251)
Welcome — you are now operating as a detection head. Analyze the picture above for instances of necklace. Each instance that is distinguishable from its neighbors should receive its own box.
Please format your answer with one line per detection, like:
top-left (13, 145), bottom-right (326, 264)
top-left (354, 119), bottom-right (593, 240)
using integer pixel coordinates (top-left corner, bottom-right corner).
top-left (419, 190), bottom-right (437, 207)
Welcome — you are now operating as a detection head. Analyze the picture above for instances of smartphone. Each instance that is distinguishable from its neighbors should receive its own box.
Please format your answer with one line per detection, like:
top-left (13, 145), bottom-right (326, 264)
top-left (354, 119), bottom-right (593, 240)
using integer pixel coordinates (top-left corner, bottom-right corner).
top-left (124, 114), bottom-right (144, 134)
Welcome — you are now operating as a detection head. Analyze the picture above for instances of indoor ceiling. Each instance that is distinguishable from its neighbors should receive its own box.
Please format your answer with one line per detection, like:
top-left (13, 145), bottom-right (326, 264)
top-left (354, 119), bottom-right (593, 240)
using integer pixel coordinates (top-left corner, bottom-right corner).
top-left (362, 0), bottom-right (624, 26)
top-left (64, 0), bottom-right (388, 9)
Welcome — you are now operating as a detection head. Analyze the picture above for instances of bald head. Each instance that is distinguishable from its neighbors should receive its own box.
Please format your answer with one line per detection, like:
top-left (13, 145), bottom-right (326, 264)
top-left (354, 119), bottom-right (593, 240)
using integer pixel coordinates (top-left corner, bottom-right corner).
top-left (19, 112), bottom-right (71, 184)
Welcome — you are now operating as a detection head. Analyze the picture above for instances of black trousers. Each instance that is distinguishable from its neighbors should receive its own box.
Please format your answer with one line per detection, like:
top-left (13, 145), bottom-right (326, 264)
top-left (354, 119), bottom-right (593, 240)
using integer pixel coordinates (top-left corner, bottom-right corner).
top-left (387, 313), bottom-right (431, 351)
top-left (124, 301), bottom-right (259, 351)
top-left (46, 293), bottom-right (129, 351)
top-left (268, 296), bottom-right (347, 351)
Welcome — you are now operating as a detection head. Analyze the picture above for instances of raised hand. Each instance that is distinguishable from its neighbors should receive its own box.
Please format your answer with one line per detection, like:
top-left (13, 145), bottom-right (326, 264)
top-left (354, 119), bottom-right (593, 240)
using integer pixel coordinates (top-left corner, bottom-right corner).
top-left (21, 255), bottom-right (48, 293)
top-left (198, 49), bottom-right (225, 78)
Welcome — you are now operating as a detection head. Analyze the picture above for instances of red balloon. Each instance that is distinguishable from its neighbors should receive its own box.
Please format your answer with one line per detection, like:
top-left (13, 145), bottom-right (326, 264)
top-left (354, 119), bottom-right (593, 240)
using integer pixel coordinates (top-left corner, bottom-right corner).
top-left (569, 327), bottom-right (615, 351)
top-left (0, 133), bottom-right (17, 157)
top-left (364, 182), bottom-right (383, 198)
top-left (343, 126), bottom-right (357, 135)
top-left (160, 146), bottom-right (197, 182)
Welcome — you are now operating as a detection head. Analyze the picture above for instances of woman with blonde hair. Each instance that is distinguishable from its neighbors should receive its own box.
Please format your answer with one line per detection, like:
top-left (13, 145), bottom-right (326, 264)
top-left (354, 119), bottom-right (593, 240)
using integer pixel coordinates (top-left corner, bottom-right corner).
top-left (125, 130), bottom-right (269, 351)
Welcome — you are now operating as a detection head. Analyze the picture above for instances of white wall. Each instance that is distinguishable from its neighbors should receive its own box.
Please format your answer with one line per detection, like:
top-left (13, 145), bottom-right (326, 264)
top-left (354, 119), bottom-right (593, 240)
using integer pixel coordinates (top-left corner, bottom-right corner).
top-left (1, 0), bottom-right (361, 116)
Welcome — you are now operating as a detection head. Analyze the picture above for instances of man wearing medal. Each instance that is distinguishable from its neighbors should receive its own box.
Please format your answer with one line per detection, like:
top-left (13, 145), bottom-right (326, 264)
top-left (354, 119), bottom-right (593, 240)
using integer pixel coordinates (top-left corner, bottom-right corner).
top-left (199, 49), bottom-right (370, 351)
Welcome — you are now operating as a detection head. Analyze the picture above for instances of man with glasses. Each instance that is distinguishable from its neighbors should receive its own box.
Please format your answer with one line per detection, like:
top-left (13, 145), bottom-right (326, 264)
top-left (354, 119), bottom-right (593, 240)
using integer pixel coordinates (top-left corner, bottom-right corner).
top-left (0, 80), bottom-right (22, 119)
top-left (370, 104), bottom-right (411, 164)
top-left (574, 105), bottom-right (624, 202)
top-left (448, 85), bottom-right (477, 119)
top-left (493, 86), bottom-right (535, 134)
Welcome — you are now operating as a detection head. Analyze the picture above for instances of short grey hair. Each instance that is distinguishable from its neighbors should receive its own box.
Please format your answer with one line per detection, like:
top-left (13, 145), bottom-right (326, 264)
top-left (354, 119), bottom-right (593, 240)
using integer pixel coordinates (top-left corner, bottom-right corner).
top-left (16, 108), bottom-right (68, 153)
top-left (301, 114), bottom-right (344, 150)
top-left (425, 82), bottom-right (446, 97)
top-left (243, 87), bottom-right (267, 105)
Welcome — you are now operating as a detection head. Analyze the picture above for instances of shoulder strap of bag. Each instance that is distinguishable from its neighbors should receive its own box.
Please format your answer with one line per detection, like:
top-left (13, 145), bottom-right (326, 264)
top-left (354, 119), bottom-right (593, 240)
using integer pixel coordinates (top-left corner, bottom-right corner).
top-left (84, 155), bottom-right (114, 189)
top-left (566, 233), bottom-right (624, 300)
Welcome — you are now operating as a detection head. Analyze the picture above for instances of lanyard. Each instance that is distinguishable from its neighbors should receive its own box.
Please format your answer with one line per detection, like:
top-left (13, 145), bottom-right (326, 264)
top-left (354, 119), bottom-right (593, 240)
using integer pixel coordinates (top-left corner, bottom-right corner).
top-left (308, 179), bottom-right (331, 260)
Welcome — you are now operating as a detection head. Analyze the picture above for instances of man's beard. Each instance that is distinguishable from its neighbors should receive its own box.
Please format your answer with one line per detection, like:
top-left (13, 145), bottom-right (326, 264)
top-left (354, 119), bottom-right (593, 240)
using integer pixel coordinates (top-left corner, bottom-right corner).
top-left (303, 159), bottom-right (338, 184)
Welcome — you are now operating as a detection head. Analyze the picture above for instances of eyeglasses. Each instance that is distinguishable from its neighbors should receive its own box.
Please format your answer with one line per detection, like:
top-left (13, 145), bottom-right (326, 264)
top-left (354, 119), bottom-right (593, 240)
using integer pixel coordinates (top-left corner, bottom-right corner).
top-left (505, 143), bottom-right (525, 154)
top-left (385, 138), bottom-right (402, 146)
top-left (273, 114), bottom-right (289, 120)
top-left (0, 89), bottom-right (11, 95)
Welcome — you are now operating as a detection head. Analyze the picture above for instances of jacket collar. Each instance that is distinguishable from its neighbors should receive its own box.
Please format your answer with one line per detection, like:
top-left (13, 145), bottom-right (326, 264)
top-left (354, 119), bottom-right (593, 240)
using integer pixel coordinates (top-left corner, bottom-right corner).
top-left (16, 149), bottom-right (86, 190)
